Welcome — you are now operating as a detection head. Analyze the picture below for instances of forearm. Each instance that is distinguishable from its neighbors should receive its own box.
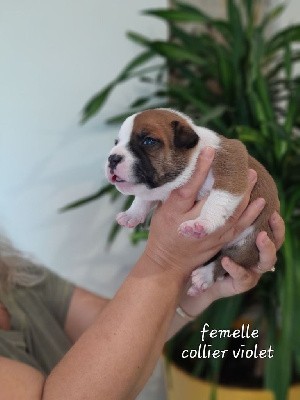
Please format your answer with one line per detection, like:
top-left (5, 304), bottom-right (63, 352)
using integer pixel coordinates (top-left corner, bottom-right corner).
top-left (167, 287), bottom-right (215, 340)
top-left (43, 253), bottom-right (186, 400)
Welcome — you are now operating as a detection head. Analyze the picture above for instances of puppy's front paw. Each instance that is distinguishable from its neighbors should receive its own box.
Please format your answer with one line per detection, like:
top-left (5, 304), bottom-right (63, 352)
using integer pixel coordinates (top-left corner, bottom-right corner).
top-left (178, 220), bottom-right (208, 239)
top-left (187, 265), bottom-right (214, 296)
top-left (116, 212), bottom-right (145, 228)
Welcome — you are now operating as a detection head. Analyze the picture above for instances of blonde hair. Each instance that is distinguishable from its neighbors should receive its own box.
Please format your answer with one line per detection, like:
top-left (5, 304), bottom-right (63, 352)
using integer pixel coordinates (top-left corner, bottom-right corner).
top-left (0, 234), bottom-right (46, 293)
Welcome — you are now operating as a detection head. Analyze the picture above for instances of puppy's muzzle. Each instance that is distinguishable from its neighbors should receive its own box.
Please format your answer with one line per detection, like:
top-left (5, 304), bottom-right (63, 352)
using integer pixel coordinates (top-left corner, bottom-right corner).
top-left (108, 154), bottom-right (124, 172)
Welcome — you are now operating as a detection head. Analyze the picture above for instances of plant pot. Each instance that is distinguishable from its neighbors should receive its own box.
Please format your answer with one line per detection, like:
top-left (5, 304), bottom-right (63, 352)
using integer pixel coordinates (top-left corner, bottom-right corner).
top-left (163, 358), bottom-right (300, 400)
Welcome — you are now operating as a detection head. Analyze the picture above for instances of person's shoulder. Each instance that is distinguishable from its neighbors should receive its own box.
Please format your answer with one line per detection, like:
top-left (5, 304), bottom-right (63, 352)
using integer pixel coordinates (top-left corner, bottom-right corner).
top-left (0, 356), bottom-right (45, 399)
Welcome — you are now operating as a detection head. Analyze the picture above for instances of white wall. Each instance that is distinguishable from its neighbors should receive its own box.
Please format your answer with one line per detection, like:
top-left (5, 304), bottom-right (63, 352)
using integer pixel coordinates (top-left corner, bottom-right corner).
top-left (0, 3), bottom-right (167, 398)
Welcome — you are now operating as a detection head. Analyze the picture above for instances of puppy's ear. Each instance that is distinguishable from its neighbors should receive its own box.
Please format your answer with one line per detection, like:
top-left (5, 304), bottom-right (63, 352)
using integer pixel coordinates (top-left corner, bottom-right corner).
top-left (171, 120), bottom-right (199, 149)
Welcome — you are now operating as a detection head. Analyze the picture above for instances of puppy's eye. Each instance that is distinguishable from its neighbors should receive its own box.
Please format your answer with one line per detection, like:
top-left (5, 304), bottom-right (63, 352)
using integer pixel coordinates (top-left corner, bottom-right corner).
top-left (114, 139), bottom-right (119, 145)
top-left (142, 136), bottom-right (159, 146)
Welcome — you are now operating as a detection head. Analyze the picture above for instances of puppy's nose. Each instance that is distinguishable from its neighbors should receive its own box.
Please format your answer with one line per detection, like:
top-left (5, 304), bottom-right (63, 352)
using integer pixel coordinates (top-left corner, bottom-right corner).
top-left (108, 154), bottom-right (124, 171)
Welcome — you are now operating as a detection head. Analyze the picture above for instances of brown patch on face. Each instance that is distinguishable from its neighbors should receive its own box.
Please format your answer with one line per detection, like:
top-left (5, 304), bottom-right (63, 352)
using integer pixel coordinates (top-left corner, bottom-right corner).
top-left (128, 109), bottom-right (199, 188)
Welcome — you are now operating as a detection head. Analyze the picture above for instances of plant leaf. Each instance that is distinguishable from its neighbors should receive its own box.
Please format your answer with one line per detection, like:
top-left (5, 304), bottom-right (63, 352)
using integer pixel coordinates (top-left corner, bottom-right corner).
top-left (130, 96), bottom-right (150, 108)
top-left (81, 50), bottom-right (157, 123)
top-left (236, 126), bottom-right (266, 145)
top-left (106, 195), bottom-right (134, 245)
top-left (149, 41), bottom-right (205, 65)
top-left (117, 50), bottom-right (155, 80)
top-left (175, 1), bottom-right (211, 21)
top-left (227, 0), bottom-right (245, 61)
top-left (267, 50), bottom-right (300, 79)
top-left (175, 1), bottom-right (232, 42)
top-left (126, 31), bottom-right (151, 47)
top-left (198, 105), bottom-right (227, 125)
top-left (255, 72), bottom-right (275, 121)
top-left (260, 4), bottom-right (285, 32)
top-left (143, 8), bottom-right (209, 23)
top-left (59, 184), bottom-right (115, 212)
top-left (106, 102), bottom-right (171, 124)
top-left (266, 25), bottom-right (300, 56)
top-left (130, 229), bottom-right (149, 244)
top-left (265, 226), bottom-right (295, 400)
top-left (81, 83), bottom-right (115, 124)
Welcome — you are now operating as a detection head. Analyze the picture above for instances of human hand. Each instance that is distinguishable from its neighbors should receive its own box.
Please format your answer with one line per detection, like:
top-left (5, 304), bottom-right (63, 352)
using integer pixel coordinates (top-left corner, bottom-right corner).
top-left (208, 211), bottom-right (285, 299)
top-left (144, 147), bottom-right (260, 280)
top-left (178, 211), bottom-right (285, 318)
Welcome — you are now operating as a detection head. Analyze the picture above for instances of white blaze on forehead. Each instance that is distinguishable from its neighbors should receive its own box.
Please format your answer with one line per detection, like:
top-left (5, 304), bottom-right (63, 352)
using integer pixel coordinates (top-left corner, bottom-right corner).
top-left (108, 113), bottom-right (137, 158)
top-left (106, 113), bottom-right (138, 184)
top-left (118, 113), bottom-right (138, 144)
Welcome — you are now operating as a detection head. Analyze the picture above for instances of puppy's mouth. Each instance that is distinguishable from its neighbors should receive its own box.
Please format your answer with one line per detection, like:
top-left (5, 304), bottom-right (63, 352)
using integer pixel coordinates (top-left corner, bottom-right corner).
top-left (111, 174), bottom-right (126, 183)
top-left (109, 172), bottom-right (136, 194)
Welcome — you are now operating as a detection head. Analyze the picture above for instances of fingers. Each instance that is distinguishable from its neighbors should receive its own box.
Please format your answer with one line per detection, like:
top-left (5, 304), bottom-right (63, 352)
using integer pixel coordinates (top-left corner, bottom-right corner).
top-left (218, 170), bottom-right (258, 233)
top-left (169, 147), bottom-right (215, 212)
top-left (269, 211), bottom-right (285, 250)
top-left (245, 169), bottom-right (258, 198)
top-left (231, 169), bottom-right (258, 220)
top-left (219, 199), bottom-right (265, 244)
top-left (221, 257), bottom-right (249, 280)
top-left (210, 257), bottom-right (259, 297)
top-left (209, 226), bottom-right (280, 300)
top-left (221, 257), bottom-right (257, 288)
top-left (230, 197), bottom-right (266, 237)
top-left (252, 231), bottom-right (277, 274)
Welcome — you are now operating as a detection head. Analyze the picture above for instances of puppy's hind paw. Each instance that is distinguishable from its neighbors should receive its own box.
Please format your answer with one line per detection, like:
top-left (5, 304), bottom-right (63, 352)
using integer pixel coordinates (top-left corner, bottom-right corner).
top-left (178, 220), bottom-right (207, 239)
top-left (187, 265), bottom-right (214, 296)
top-left (116, 212), bottom-right (144, 228)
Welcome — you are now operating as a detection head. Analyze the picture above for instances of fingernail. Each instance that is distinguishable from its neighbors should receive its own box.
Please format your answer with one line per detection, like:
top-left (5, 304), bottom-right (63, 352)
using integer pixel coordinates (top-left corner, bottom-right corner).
top-left (256, 198), bottom-right (266, 208)
top-left (271, 211), bottom-right (278, 223)
top-left (248, 169), bottom-right (257, 183)
top-left (202, 147), bottom-right (214, 160)
top-left (222, 257), bottom-right (230, 267)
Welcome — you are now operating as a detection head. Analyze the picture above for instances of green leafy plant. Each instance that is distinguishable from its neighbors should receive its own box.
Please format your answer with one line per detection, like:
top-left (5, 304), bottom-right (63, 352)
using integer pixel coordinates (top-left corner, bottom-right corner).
top-left (63, 1), bottom-right (300, 399)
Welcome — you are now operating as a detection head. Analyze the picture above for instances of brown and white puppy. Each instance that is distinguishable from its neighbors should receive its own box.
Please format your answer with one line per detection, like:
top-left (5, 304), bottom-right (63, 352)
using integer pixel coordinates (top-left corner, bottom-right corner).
top-left (105, 108), bottom-right (279, 295)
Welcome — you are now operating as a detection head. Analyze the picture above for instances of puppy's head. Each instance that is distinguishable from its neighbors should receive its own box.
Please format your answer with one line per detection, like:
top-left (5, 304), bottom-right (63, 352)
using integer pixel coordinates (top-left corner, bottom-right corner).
top-left (105, 109), bottom-right (199, 198)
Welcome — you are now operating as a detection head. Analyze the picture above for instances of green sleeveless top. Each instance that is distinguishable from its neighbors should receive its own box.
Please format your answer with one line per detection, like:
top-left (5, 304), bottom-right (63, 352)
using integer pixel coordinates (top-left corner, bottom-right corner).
top-left (0, 268), bottom-right (74, 375)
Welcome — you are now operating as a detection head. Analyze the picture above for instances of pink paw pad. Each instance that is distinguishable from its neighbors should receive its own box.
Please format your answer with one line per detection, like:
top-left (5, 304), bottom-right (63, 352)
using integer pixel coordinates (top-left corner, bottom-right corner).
top-left (178, 221), bottom-right (207, 239)
top-left (193, 223), bottom-right (206, 236)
